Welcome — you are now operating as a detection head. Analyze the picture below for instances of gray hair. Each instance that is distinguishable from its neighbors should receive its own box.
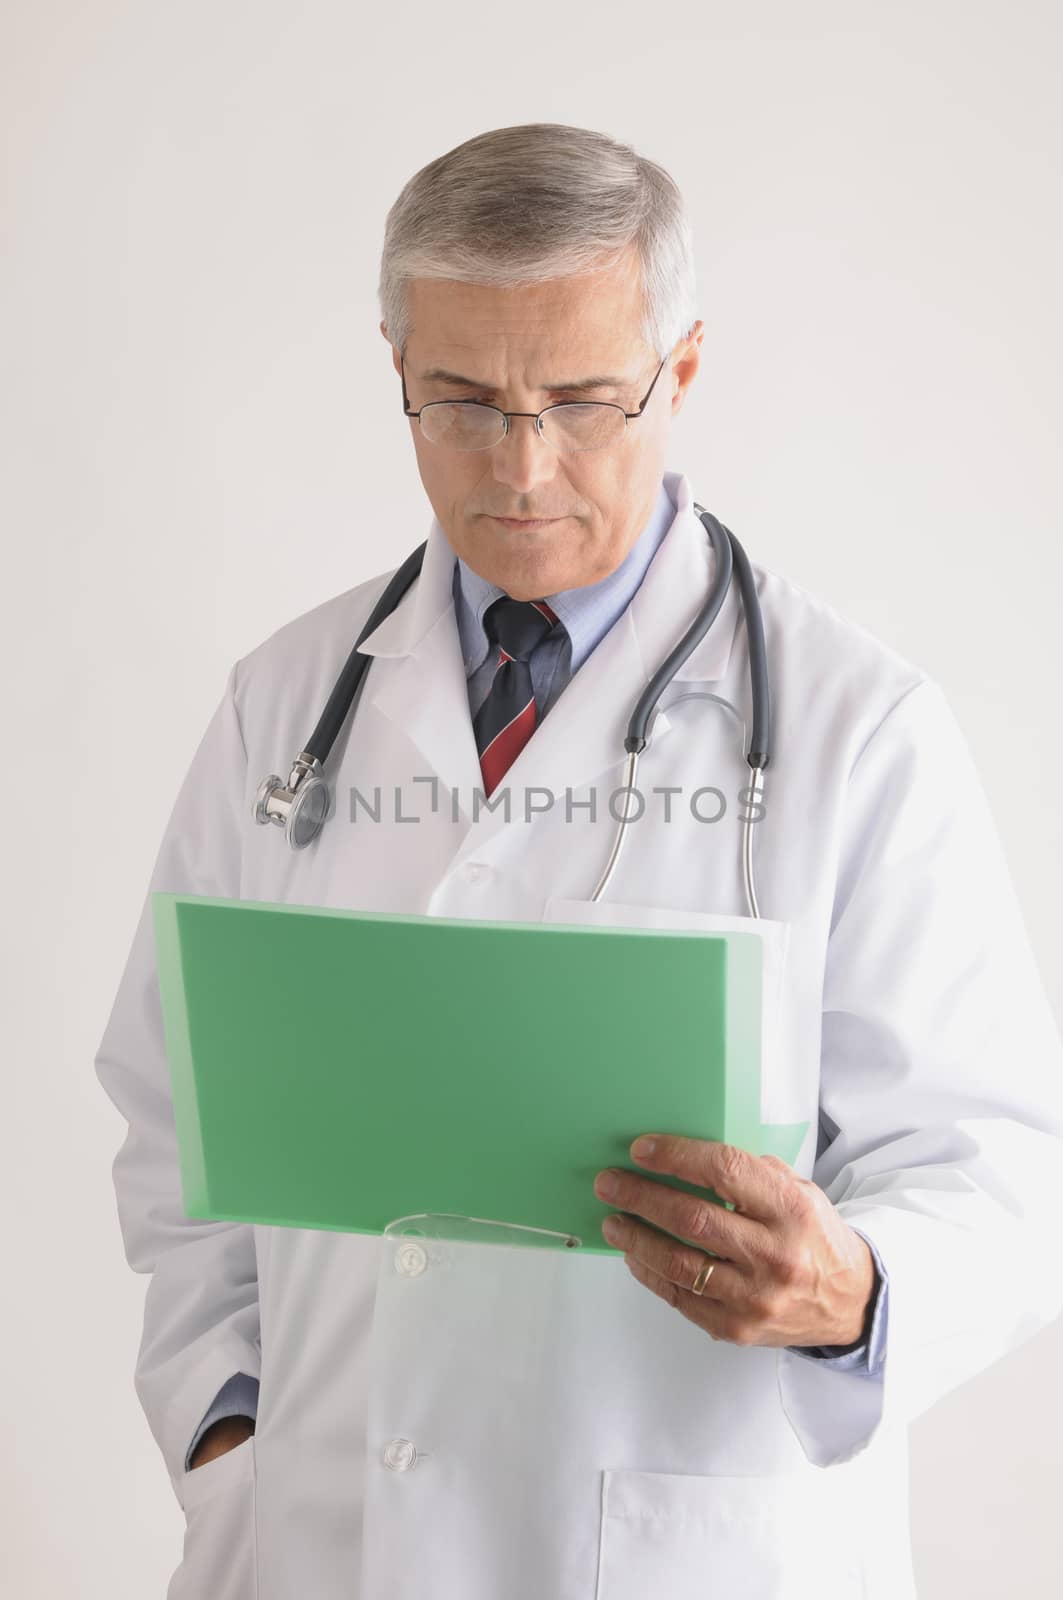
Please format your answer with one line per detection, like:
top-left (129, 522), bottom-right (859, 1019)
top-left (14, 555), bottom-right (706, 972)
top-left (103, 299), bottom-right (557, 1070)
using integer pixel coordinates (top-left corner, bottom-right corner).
top-left (378, 123), bottom-right (697, 362)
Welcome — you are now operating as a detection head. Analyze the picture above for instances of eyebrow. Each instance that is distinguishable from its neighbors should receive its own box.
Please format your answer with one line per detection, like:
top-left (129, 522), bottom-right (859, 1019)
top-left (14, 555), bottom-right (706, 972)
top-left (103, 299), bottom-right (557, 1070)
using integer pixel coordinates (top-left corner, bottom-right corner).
top-left (418, 366), bottom-right (631, 395)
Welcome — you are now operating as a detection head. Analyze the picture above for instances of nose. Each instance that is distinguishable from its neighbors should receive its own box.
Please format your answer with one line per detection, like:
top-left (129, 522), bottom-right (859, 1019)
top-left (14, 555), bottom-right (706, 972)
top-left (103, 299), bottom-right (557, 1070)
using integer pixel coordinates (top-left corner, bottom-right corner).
top-left (490, 413), bottom-right (559, 497)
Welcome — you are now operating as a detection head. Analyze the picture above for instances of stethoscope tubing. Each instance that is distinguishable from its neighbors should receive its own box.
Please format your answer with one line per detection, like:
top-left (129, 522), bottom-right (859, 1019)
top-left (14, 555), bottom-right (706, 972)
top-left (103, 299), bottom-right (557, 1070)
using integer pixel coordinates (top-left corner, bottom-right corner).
top-left (593, 505), bottom-right (769, 914)
top-left (306, 541), bottom-right (429, 763)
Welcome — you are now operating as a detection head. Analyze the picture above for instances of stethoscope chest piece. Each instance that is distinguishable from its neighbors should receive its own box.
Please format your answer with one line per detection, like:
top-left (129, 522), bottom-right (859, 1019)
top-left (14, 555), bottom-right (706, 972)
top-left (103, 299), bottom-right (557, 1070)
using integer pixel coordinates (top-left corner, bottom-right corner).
top-left (254, 751), bottom-right (331, 850)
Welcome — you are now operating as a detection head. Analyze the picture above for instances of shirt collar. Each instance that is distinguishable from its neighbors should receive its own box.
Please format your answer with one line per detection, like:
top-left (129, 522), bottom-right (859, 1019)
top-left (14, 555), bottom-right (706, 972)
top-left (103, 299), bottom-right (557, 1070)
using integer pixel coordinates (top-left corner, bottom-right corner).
top-left (452, 478), bottom-right (678, 675)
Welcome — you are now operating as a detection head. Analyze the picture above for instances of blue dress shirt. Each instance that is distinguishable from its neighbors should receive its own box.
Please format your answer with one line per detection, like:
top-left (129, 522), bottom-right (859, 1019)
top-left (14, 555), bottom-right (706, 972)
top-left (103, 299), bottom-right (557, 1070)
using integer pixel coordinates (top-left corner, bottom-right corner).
top-left (183, 480), bottom-right (888, 1470)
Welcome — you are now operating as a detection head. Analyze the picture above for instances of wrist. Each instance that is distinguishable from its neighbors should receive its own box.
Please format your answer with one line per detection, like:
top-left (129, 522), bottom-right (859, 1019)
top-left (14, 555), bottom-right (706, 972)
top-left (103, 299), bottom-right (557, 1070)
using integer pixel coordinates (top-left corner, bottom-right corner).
top-left (831, 1232), bottom-right (878, 1348)
top-left (189, 1413), bottom-right (255, 1471)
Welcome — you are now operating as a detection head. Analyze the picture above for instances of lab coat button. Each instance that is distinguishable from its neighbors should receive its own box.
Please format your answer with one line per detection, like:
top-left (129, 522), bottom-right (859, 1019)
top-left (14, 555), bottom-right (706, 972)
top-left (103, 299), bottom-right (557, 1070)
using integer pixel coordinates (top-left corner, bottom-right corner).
top-left (395, 1241), bottom-right (428, 1277)
top-left (382, 1437), bottom-right (418, 1472)
top-left (464, 861), bottom-right (490, 883)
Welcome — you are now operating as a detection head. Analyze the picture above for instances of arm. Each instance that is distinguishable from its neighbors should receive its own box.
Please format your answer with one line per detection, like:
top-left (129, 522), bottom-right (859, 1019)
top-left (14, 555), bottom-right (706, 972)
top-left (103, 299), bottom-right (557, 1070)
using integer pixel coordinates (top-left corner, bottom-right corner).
top-left (95, 660), bottom-right (262, 1501)
top-left (777, 678), bottom-right (1063, 1466)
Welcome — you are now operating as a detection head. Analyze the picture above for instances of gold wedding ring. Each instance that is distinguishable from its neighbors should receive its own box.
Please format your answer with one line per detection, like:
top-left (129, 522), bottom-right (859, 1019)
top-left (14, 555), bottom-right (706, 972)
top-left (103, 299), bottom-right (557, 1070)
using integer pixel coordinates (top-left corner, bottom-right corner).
top-left (691, 1257), bottom-right (716, 1296)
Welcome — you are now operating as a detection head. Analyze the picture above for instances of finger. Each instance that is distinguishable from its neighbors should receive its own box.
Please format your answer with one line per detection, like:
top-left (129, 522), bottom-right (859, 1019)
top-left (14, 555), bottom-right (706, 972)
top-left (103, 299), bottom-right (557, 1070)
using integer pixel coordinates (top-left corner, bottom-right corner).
top-left (622, 1252), bottom-right (740, 1343)
top-left (630, 1136), bottom-right (790, 1225)
top-left (605, 1214), bottom-right (748, 1309)
top-left (596, 1168), bottom-right (764, 1266)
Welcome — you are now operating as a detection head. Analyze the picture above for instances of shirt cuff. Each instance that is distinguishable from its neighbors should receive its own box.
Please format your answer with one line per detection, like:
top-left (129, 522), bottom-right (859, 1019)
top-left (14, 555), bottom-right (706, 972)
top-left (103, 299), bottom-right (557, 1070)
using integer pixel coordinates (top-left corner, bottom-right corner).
top-left (184, 1371), bottom-right (261, 1473)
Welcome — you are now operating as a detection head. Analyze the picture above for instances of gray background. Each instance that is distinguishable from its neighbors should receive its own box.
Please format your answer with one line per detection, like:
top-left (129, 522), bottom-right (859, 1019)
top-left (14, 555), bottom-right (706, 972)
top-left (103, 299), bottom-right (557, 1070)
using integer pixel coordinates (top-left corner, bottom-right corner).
top-left (2, 1), bottom-right (1060, 1593)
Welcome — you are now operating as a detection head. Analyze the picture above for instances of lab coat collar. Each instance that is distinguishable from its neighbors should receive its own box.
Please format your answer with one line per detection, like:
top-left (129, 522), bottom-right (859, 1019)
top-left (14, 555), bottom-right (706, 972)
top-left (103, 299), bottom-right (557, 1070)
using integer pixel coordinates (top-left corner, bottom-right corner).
top-left (353, 470), bottom-right (742, 828)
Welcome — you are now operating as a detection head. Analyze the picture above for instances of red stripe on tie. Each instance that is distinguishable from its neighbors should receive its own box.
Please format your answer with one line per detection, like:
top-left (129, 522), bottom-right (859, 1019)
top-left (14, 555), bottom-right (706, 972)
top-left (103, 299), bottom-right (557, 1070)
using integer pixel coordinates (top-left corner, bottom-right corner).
top-left (532, 600), bottom-right (559, 625)
top-left (479, 696), bottom-right (537, 796)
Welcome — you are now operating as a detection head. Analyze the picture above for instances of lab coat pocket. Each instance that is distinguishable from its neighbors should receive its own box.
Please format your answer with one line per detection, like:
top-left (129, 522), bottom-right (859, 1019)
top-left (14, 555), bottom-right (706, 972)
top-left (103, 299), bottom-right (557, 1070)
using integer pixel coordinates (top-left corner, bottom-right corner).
top-left (169, 1435), bottom-right (258, 1600)
top-left (595, 1467), bottom-right (862, 1599)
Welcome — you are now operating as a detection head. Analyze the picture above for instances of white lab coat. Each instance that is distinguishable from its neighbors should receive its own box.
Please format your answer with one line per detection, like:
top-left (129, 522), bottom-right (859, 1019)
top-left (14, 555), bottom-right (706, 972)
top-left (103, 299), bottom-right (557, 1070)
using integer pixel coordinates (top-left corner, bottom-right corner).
top-left (95, 469), bottom-right (1063, 1600)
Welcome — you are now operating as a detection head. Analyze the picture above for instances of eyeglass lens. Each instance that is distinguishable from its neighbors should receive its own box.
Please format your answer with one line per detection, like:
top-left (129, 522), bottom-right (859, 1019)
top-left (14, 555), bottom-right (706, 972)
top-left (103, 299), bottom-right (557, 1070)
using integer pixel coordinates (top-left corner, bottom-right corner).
top-left (418, 402), bottom-right (626, 453)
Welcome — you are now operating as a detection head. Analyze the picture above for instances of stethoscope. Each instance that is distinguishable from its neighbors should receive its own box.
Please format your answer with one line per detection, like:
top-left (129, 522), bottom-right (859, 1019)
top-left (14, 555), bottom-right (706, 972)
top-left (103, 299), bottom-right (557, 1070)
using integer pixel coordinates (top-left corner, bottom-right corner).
top-left (254, 504), bottom-right (771, 917)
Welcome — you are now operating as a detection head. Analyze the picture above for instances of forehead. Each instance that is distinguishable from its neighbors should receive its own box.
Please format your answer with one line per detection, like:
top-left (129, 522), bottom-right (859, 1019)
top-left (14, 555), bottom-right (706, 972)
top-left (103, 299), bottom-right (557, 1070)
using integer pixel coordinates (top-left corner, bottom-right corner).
top-left (404, 249), bottom-right (648, 377)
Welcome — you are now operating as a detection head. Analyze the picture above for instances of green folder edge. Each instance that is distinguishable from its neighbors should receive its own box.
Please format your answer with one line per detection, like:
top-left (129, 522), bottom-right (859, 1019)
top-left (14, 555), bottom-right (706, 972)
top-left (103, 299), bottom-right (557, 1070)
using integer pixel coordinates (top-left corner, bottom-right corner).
top-left (152, 893), bottom-right (808, 1255)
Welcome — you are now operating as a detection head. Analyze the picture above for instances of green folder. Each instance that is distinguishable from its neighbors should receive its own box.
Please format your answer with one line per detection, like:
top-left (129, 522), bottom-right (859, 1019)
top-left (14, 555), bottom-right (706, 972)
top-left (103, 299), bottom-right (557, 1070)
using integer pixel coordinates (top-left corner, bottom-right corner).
top-left (151, 894), bottom-right (806, 1255)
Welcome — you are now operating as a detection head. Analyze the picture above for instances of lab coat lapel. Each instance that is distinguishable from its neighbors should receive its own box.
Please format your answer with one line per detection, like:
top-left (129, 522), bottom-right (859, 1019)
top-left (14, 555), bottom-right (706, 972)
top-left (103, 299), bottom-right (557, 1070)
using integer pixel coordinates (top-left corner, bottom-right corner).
top-left (356, 523), bottom-right (485, 806)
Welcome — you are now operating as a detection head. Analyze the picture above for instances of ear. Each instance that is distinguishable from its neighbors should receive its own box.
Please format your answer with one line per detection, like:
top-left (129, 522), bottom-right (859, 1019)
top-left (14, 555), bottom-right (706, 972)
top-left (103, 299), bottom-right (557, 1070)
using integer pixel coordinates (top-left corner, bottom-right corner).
top-left (380, 325), bottom-right (403, 377)
top-left (670, 320), bottom-right (704, 417)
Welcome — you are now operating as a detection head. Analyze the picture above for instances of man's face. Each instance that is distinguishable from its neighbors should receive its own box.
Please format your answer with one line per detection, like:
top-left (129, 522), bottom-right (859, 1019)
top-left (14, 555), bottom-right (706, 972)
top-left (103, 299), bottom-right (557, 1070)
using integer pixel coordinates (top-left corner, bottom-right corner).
top-left (383, 248), bottom-right (703, 601)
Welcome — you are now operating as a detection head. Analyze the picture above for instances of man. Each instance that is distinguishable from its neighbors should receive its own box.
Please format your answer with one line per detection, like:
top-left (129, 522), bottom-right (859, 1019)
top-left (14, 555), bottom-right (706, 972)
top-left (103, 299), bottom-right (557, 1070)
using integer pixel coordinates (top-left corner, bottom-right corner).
top-left (95, 124), bottom-right (1063, 1599)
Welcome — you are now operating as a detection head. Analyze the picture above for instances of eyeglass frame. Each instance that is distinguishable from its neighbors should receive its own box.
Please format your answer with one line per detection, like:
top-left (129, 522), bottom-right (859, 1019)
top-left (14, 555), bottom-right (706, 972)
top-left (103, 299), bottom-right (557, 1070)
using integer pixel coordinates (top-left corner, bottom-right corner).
top-left (400, 353), bottom-right (669, 450)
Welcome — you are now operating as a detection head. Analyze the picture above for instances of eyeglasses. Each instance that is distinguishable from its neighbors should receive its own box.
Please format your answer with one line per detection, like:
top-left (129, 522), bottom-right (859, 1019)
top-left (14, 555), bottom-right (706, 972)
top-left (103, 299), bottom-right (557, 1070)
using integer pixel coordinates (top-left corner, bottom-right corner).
top-left (400, 354), bottom-right (668, 453)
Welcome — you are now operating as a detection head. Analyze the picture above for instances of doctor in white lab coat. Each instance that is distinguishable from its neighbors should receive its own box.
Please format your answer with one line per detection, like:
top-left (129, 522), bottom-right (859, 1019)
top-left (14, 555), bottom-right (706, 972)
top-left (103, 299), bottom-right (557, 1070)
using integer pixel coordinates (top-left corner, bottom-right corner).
top-left (95, 124), bottom-right (1063, 1600)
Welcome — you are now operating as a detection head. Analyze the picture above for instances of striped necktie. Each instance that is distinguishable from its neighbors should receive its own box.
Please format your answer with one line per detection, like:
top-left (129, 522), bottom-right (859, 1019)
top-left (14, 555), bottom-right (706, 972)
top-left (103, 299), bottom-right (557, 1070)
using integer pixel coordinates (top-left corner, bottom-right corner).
top-left (473, 596), bottom-right (563, 796)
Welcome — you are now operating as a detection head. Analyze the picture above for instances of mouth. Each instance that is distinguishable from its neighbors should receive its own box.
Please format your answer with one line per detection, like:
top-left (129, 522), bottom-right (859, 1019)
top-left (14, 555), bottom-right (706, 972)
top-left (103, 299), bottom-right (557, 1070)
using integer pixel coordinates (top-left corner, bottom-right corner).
top-left (490, 515), bottom-right (566, 529)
